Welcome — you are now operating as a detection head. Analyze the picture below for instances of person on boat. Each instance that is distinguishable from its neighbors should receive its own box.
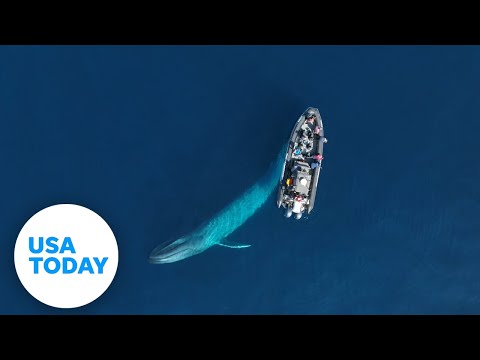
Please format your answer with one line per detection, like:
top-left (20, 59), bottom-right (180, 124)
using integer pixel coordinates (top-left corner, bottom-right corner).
top-left (307, 153), bottom-right (323, 160)
top-left (310, 154), bottom-right (324, 169)
top-left (305, 140), bottom-right (313, 153)
top-left (302, 126), bottom-right (313, 138)
top-left (295, 194), bottom-right (304, 203)
top-left (294, 148), bottom-right (304, 160)
top-left (314, 126), bottom-right (321, 135)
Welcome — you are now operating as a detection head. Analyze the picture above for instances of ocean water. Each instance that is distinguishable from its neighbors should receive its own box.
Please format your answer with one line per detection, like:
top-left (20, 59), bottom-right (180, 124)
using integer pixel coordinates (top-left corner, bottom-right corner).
top-left (0, 45), bottom-right (479, 314)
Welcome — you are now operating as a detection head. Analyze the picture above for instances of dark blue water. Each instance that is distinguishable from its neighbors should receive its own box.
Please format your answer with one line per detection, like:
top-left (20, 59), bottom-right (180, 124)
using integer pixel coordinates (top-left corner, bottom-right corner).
top-left (1, 45), bottom-right (479, 314)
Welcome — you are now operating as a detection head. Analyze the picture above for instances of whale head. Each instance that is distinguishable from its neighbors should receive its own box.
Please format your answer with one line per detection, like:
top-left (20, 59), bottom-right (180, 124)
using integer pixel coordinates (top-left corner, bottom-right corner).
top-left (148, 235), bottom-right (206, 264)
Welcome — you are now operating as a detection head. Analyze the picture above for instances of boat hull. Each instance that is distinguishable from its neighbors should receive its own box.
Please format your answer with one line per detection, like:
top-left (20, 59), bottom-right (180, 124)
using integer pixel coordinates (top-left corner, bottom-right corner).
top-left (277, 107), bottom-right (326, 217)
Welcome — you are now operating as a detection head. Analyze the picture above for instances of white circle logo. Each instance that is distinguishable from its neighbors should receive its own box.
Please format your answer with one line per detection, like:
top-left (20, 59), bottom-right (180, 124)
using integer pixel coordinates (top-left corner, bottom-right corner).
top-left (14, 204), bottom-right (119, 309)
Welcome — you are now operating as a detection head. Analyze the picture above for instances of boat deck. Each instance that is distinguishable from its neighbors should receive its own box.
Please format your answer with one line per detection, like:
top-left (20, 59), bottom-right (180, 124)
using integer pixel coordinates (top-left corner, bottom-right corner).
top-left (290, 161), bottom-right (311, 196)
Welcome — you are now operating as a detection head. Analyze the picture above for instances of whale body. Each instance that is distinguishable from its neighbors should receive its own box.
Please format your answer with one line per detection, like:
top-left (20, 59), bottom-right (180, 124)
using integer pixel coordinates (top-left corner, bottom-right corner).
top-left (148, 146), bottom-right (286, 264)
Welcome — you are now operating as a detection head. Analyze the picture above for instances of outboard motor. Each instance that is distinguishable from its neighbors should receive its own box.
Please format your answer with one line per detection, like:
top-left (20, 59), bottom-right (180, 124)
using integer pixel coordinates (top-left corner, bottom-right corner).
top-left (295, 212), bottom-right (302, 220)
top-left (285, 207), bottom-right (293, 218)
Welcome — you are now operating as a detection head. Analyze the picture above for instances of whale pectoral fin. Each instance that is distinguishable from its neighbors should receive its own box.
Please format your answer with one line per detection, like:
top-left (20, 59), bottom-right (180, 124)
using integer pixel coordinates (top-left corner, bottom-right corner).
top-left (218, 240), bottom-right (251, 249)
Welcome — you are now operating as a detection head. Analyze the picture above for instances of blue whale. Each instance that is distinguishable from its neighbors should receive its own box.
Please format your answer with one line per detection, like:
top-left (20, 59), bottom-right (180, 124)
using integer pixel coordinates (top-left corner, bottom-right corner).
top-left (148, 146), bottom-right (286, 264)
